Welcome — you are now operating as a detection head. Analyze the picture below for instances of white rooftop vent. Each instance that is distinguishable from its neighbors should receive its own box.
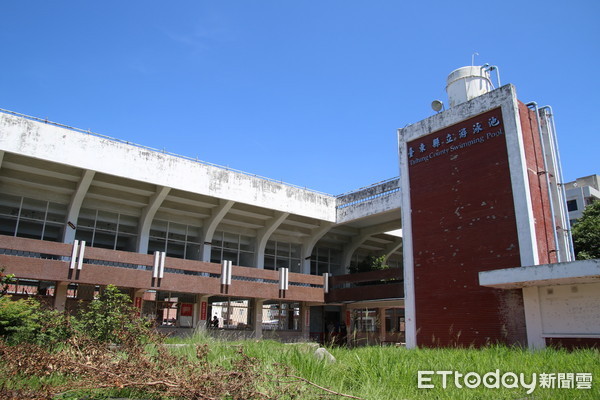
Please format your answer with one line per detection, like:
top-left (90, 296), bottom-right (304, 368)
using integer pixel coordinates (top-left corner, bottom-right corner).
top-left (446, 66), bottom-right (493, 108)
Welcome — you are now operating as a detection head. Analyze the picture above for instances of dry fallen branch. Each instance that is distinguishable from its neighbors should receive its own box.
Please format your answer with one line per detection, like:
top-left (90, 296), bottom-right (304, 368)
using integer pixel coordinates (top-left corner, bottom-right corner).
top-left (2, 336), bottom-right (368, 400)
top-left (0, 338), bottom-right (298, 400)
top-left (286, 374), bottom-right (367, 400)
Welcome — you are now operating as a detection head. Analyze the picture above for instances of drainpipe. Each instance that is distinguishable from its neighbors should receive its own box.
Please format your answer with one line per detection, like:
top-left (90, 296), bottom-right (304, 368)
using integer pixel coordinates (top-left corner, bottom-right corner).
top-left (526, 102), bottom-right (560, 263)
top-left (481, 64), bottom-right (501, 87)
top-left (539, 106), bottom-right (575, 261)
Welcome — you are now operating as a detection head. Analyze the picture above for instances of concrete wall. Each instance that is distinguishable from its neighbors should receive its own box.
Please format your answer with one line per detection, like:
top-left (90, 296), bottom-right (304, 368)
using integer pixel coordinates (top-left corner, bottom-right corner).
top-left (539, 282), bottom-right (600, 337)
top-left (336, 192), bottom-right (401, 224)
top-left (0, 113), bottom-right (336, 222)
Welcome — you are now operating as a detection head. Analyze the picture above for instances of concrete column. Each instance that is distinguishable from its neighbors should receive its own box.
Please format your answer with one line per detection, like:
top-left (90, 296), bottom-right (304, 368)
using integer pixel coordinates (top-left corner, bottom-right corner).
top-left (54, 282), bottom-right (69, 311)
top-left (137, 186), bottom-right (171, 254)
top-left (301, 222), bottom-right (334, 274)
top-left (63, 170), bottom-right (95, 244)
top-left (382, 238), bottom-right (403, 264)
top-left (200, 200), bottom-right (235, 262)
top-left (343, 305), bottom-right (352, 347)
top-left (522, 286), bottom-right (546, 349)
top-left (301, 302), bottom-right (310, 340)
top-left (195, 295), bottom-right (211, 333)
top-left (378, 308), bottom-right (387, 345)
top-left (253, 299), bottom-right (265, 339)
top-left (341, 233), bottom-right (371, 271)
top-left (253, 211), bottom-right (289, 269)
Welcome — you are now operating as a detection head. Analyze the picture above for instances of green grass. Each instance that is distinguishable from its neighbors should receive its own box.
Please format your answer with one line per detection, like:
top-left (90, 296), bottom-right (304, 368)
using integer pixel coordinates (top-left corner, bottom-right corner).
top-left (168, 334), bottom-right (599, 400)
top-left (2, 333), bottom-right (598, 399)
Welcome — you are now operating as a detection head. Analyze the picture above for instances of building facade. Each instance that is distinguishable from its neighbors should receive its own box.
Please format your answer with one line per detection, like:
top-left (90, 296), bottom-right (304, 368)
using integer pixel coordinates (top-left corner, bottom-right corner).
top-left (564, 174), bottom-right (600, 225)
top-left (0, 108), bottom-right (404, 342)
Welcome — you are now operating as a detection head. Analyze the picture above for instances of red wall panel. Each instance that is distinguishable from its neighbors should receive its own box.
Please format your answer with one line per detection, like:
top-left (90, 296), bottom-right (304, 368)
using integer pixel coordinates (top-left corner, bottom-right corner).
top-left (408, 107), bottom-right (526, 347)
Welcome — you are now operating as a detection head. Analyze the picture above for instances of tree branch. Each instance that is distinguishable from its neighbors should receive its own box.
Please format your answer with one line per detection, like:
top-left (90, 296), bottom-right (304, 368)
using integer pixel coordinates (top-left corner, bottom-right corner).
top-left (287, 374), bottom-right (367, 399)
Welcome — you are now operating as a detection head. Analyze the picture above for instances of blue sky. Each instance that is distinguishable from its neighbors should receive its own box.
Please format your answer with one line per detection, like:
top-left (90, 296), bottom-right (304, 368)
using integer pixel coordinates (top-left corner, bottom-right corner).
top-left (1, 1), bottom-right (598, 195)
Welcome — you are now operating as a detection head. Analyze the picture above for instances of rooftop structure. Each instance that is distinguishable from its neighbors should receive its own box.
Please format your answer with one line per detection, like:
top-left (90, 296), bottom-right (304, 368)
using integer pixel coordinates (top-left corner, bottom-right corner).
top-left (564, 174), bottom-right (600, 224)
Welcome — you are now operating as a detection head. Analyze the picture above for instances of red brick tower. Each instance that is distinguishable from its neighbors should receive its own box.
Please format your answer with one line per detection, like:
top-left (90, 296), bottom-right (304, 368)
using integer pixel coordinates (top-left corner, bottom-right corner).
top-left (398, 67), bottom-right (570, 348)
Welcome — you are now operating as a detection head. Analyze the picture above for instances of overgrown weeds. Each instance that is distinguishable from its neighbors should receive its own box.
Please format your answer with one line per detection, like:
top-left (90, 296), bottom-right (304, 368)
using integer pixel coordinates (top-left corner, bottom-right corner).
top-left (0, 335), bottom-right (307, 399)
top-left (0, 285), bottom-right (330, 399)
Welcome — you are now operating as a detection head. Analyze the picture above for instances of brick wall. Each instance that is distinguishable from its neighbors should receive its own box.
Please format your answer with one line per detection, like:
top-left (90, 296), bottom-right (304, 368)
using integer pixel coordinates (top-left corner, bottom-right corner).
top-left (518, 102), bottom-right (557, 265)
top-left (407, 107), bottom-right (526, 347)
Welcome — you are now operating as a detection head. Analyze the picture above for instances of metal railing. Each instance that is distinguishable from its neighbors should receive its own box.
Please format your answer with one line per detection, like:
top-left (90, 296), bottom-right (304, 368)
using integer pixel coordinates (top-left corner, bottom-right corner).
top-left (325, 268), bottom-right (404, 302)
top-left (336, 177), bottom-right (401, 209)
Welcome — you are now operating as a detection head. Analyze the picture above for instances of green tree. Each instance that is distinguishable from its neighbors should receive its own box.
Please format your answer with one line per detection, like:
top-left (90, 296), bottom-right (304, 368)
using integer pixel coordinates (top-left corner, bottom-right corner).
top-left (349, 255), bottom-right (389, 274)
top-left (572, 200), bottom-right (600, 260)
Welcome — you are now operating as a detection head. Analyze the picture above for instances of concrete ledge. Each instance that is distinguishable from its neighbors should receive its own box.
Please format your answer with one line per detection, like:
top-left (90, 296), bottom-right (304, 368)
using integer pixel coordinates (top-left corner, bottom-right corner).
top-left (479, 259), bottom-right (600, 289)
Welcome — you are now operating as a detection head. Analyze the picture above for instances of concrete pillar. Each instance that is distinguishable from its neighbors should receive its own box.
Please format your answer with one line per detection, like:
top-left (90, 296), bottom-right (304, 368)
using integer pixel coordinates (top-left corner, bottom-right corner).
top-left (253, 299), bottom-right (265, 339)
top-left (137, 186), bottom-right (171, 254)
top-left (301, 222), bottom-right (334, 274)
top-left (382, 238), bottom-right (403, 264)
top-left (522, 286), bottom-right (546, 349)
top-left (54, 282), bottom-right (69, 311)
top-left (341, 233), bottom-right (370, 272)
top-left (378, 308), bottom-right (387, 345)
top-left (200, 200), bottom-right (235, 262)
top-left (253, 212), bottom-right (289, 269)
top-left (63, 170), bottom-right (95, 244)
top-left (301, 302), bottom-right (310, 340)
top-left (343, 306), bottom-right (352, 347)
top-left (195, 295), bottom-right (211, 333)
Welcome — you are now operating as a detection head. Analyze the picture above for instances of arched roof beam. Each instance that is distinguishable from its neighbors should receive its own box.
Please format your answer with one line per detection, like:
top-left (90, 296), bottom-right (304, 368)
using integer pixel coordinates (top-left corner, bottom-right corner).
top-left (200, 199), bottom-right (235, 262)
top-left (137, 186), bottom-right (171, 254)
top-left (254, 211), bottom-right (290, 269)
top-left (63, 169), bottom-right (95, 244)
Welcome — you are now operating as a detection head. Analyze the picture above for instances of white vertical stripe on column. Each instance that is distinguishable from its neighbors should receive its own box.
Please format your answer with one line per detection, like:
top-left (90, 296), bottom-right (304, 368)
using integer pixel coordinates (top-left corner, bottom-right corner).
top-left (69, 240), bottom-right (79, 270)
top-left (76, 241), bottom-right (85, 270)
top-left (152, 251), bottom-right (160, 278)
top-left (159, 252), bottom-right (166, 279)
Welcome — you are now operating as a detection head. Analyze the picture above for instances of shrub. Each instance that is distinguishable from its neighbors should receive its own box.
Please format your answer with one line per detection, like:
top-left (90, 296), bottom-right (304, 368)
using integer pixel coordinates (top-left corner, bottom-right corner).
top-left (1, 283), bottom-right (151, 346)
top-left (0, 296), bottom-right (39, 343)
top-left (0, 296), bottom-right (74, 345)
top-left (74, 284), bottom-right (153, 344)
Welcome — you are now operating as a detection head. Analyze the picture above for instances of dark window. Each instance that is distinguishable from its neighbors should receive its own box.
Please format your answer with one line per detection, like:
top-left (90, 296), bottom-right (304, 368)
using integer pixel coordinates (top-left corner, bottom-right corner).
top-left (567, 200), bottom-right (578, 212)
